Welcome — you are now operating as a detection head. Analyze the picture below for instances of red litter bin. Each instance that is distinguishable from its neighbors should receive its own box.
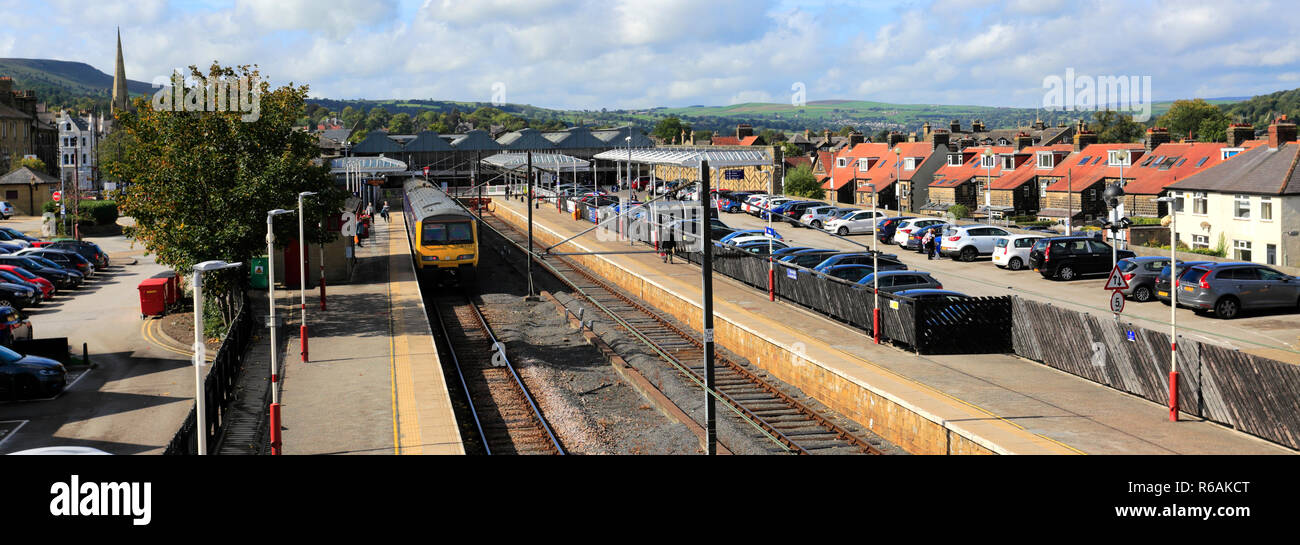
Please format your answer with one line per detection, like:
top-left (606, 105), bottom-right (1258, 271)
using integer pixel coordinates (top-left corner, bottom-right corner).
top-left (150, 270), bottom-right (179, 306)
top-left (138, 277), bottom-right (169, 319)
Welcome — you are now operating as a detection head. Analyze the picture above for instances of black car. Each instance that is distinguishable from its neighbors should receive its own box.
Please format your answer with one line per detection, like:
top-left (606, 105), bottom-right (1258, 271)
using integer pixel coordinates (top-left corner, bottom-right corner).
top-left (0, 281), bottom-right (40, 309)
top-left (44, 240), bottom-right (109, 269)
top-left (0, 344), bottom-right (67, 400)
top-left (1028, 236), bottom-right (1136, 281)
top-left (777, 201), bottom-right (824, 225)
top-left (17, 249), bottom-right (94, 277)
top-left (0, 256), bottom-right (81, 289)
top-left (876, 216), bottom-right (917, 244)
top-left (780, 249), bottom-right (841, 269)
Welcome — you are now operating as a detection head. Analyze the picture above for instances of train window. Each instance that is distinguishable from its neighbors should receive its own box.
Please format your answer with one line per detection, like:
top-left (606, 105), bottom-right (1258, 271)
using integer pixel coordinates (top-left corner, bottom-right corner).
top-left (423, 221), bottom-right (473, 245)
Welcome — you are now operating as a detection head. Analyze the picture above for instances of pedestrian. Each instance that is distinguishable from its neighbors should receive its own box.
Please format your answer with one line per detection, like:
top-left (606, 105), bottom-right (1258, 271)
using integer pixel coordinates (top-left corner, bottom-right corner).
top-left (662, 225), bottom-right (676, 264)
top-left (380, 201), bottom-right (390, 222)
top-left (365, 202), bottom-right (374, 219)
top-left (931, 231), bottom-right (942, 260)
top-left (922, 230), bottom-right (935, 260)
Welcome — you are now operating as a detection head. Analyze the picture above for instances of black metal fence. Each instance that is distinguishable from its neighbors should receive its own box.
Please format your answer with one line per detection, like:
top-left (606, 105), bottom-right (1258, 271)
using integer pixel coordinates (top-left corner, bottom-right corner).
top-left (163, 293), bottom-right (256, 455)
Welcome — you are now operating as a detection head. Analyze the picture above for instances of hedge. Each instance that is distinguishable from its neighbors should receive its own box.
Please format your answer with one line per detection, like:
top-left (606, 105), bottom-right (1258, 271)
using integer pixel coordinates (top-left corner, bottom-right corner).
top-left (42, 199), bottom-right (118, 225)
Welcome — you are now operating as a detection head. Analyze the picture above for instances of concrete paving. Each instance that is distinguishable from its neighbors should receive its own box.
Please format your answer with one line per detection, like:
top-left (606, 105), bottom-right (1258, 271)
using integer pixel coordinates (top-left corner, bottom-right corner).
top-left (493, 195), bottom-right (1294, 454)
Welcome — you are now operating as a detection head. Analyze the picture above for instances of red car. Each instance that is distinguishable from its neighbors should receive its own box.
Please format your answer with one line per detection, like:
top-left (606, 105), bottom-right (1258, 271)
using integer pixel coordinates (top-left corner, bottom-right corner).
top-left (0, 265), bottom-right (55, 298)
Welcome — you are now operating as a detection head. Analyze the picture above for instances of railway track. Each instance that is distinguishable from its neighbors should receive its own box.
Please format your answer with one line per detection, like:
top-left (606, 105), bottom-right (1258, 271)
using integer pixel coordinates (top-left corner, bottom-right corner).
top-left (431, 291), bottom-right (565, 455)
top-left (475, 209), bottom-right (881, 455)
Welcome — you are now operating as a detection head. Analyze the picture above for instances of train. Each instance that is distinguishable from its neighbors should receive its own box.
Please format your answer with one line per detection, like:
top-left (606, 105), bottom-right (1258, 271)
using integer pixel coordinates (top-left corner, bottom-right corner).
top-left (402, 179), bottom-right (478, 283)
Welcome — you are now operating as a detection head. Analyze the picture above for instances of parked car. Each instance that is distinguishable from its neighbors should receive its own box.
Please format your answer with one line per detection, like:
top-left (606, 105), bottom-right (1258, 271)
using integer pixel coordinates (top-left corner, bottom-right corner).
top-left (0, 201), bottom-right (12, 220)
top-left (0, 267), bottom-right (54, 298)
top-left (1027, 237), bottom-right (1136, 281)
top-left (0, 227), bottom-right (39, 243)
top-left (0, 281), bottom-right (39, 309)
top-left (771, 246), bottom-right (816, 257)
top-left (875, 216), bottom-right (917, 244)
top-left (16, 249), bottom-right (94, 278)
top-left (1153, 261), bottom-right (1215, 305)
top-left (824, 209), bottom-right (887, 236)
top-left (820, 264), bottom-right (878, 283)
top-left (813, 252), bottom-right (906, 273)
top-left (719, 229), bottom-right (783, 243)
top-left (1166, 262), bottom-right (1300, 319)
top-left (904, 223), bottom-right (951, 252)
top-left (1115, 256), bottom-right (1174, 302)
top-left (724, 235), bottom-right (784, 248)
top-left (772, 201), bottom-right (823, 225)
top-left (718, 192), bottom-right (754, 213)
top-left (891, 218), bottom-right (946, 246)
top-left (731, 239), bottom-right (789, 256)
top-left (991, 234), bottom-right (1046, 270)
top-left (757, 198), bottom-right (794, 219)
top-left (0, 269), bottom-right (48, 301)
top-left (0, 256), bottom-right (81, 289)
top-left (779, 249), bottom-right (840, 268)
top-left (938, 225), bottom-right (1012, 261)
top-left (893, 289), bottom-right (972, 302)
top-left (44, 240), bottom-right (110, 269)
top-left (0, 230), bottom-right (31, 248)
top-left (0, 305), bottom-right (32, 342)
top-left (799, 206), bottom-right (850, 230)
top-left (741, 194), bottom-right (767, 214)
top-left (0, 344), bottom-right (66, 400)
top-left (857, 270), bottom-right (943, 292)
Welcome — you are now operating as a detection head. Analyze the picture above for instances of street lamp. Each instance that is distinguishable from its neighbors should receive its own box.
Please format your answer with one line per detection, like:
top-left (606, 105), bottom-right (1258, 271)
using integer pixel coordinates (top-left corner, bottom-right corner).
top-left (894, 148), bottom-right (902, 216)
top-left (1156, 195), bottom-right (1179, 422)
top-left (266, 208), bottom-right (294, 456)
top-left (625, 135), bottom-right (632, 194)
top-left (297, 191), bottom-right (318, 363)
top-left (191, 260), bottom-right (242, 455)
top-left (866, 182), bottom-right (880, 344)
top-left (981, 148), bottom-right (994, 214)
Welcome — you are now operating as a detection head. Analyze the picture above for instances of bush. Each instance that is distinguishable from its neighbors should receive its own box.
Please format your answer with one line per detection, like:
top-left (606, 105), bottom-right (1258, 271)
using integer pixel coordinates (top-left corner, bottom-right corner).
top-left (43, 200), bottom-right (118, 225)
top-left (1014, 220), bottom-right (1054, 228)
top-left (947, 204), bottom-right (970, 219)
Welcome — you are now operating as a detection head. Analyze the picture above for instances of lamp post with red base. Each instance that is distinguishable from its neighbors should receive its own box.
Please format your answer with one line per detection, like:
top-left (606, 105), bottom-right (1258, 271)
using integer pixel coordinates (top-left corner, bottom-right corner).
top-left (297, 191), bottom-right (317, 363)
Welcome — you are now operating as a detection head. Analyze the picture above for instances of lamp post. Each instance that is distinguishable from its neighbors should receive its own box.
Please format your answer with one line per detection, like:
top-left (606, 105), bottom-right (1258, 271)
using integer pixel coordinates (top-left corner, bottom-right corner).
top-left (767, 168), bottom-right (775, 302)
top-left (982, 148), bottom-right (993, 214)
top-left (866, 182), bottom-right (880, 344)
top-left (894, 148), bottom-right (902, 216)
top-left (625, 136), bottom-right (632, 194)
top-left (1156, 195), bottom-right (1179, 422)
top-left (266, 208), bottom-right (294, 455)
top-left (297, 191), bottom-right (318, 363)
top-left (192, 260), bottom-right (242, 455)
top-left (318, 219), bottom-right (327, 311)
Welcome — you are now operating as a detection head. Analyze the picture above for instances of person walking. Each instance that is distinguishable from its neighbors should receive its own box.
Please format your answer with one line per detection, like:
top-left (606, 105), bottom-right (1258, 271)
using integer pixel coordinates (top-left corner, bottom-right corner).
top-left (380, 201), bottom-right (390, 222)
top-left (922, 229), bottom-right (936, 260)
top-left (662, 226), bottom-right (676, 264)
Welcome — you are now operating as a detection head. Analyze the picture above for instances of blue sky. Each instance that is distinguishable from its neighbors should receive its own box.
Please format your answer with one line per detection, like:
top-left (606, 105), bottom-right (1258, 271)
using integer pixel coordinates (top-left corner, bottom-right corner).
top-left (0, 0), bottom-right (1296, 110)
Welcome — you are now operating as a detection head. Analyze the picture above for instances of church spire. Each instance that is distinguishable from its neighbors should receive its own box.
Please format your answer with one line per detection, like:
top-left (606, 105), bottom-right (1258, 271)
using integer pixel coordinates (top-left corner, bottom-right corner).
top-left (111, 27), bottom-right (130, 115)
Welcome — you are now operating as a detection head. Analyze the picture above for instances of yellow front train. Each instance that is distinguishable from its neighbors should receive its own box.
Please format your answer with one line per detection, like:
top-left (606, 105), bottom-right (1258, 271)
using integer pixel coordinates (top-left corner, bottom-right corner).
top-left (403, 179), bottom-right (478, 282)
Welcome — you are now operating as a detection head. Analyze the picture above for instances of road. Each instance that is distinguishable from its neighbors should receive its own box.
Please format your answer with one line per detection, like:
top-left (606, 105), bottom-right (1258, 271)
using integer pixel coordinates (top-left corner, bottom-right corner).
top-left (0, 216), bottom-right (200, 454)
top-left (647, 199), bottom-right (1300, 360)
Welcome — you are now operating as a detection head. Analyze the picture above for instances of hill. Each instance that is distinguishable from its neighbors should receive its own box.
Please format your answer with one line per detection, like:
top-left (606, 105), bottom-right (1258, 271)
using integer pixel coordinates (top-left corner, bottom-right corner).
top-left (0, 58), bottom-right (153, 111)
top-left (1220, 89), bottom-right (1300, 128)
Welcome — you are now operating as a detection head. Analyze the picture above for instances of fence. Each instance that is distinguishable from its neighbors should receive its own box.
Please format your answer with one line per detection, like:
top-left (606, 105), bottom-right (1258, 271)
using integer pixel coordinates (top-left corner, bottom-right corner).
top-left (163, 293), bottom-right (256, 455)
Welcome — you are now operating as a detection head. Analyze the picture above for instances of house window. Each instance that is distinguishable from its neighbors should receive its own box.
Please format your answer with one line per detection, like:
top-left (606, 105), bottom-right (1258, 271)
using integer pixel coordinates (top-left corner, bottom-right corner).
top-left (1260, 197), bottom-right (1272, 221)
top-left (1108, 150), bottom-right (1131, 166)
top-left (1192, 235), bottom-right (1209, 249)
top-left (1001, 155), bottom-right (1014, 170)
top-left (836, 157), bottom-right (847, 168)
top-left (1234, 240), bottom-right (1252, 262)
top-left (858, 158), bottom-right (871, 171)
top-left (81, 137), bottom-right (86, 146)
top-left (1267, 244), bottom-right (1277, 265)
top-left (1022, 185), bottom-right (1031, 196)
top-left (903, 157), bottom-right (917, 170)
top-left (1195, 157), bottom-right (1208, 167)
top-left (947, 154), bottom-right (962, 166)
top-left (4, 190), bottom-right (16, 200)
top-left (980, 154), bottom-right (996, 168)
top-left (1233, 195), bottom-right (1250, 219)
top-left (1221, 148), bottom-right (1242, 160)
top-left (1192, 192), bottom-right (1207, 215)
top-left (1036, 152), bottom-right (1054, 169)
top-left (1172, 191), bottom-right (1184, 213)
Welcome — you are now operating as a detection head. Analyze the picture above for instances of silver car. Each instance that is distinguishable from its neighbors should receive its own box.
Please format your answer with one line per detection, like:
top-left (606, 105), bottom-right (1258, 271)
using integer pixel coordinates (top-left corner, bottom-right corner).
top-left (1171, 262), bottom-right (1300, 319)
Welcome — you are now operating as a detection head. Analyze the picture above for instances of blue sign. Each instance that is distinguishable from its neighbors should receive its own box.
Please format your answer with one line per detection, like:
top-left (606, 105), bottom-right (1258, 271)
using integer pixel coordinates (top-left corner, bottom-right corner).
top-left (724, 169), bottom-right (744, 180)
top-left (1126, 330), bottom-right (1136, 342)
top-left (764, 226), bottom-right (777, 237)
top-left (786, 268), bottom-right (797, 280)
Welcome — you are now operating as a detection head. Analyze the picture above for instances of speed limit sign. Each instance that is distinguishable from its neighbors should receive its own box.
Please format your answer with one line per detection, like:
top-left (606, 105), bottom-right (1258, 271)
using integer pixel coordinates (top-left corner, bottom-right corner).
top-left (1110, 290), bottom-right (1125, 313)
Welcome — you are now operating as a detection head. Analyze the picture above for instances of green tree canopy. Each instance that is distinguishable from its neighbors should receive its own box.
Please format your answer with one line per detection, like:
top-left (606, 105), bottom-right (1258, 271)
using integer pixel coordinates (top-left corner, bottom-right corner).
top-left (364, 107), bottom-right (391, 132)
top-left (108, 63), bottom-right (347, 324)
top-left (387, 112), bottom-right (413, 134)
top-left (1090, 110), bottom-right (1145, 143)
top-left (7, 156), bottom-right (45, 173)
top-left (779, 142), bottom-right (802, 157)
top-left (652, 116), bottom-right (690, 143)
top-left (1156, 99), bottom-right (1230, 143)
top-left (783, 164), bottom-right (823, 199)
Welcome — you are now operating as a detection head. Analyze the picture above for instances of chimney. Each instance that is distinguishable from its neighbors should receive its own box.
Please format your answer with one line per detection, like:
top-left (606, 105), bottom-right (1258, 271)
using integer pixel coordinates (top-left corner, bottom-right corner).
top-left (804, 128), bottom-right (810, 139)
top-left (950, 119), bottom-right (961, 133)
top-left (958, 136), bottom-right (975, 151)
top-left (1073, 129), bottom-right (1097, 152)
top-left (1269, 115), bottom-right (1297, 149)
top-left (737, 123), bottom-right (753, 139)
top-left (823, 129), bottom-right (832, 145)
top-left (847, 130), bottom-right (864, 147)
top-left (908, 133), bottom-right (917, 143)
top-left (1033, 117), bottom-right (1045, 130)
top-left (931, 129), bottom-right (950, 152)
top-left (887, 131), bottom-right (906, 148)
top-left (922, 121), bottom-right (932, 140)
top-left (1014, 132), bottom-right (1032, 151)
top-left (971, 119), bottom-right (985, 133)
top-left (0, 77), bottom-right (12, 106)
top-left (1226, 123), bottom-right (1254, 148)
top-left (1145, 127), bottom-right (1170, 151)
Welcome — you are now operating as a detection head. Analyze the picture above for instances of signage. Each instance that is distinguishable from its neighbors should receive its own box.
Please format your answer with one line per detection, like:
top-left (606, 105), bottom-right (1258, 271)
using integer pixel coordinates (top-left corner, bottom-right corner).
top-left (422, 166), bottom-right (429, 175)
top-left (1103, 266), bottom-right (1129, 290)
top-left (1126, 330), bottom-right (1137, 342)
top-left (1110, 290), bottom-right (1126, 313)
top-left (889, 300), bottom-right (899, 310)
top-left (52, 191), bottom-right (61, 202)
top-left (724, 169), bottom-right (743, 180)
top-left (764, 226), bottom-right (777, 237)
top-left (786, 268), bottom-right (796, 280)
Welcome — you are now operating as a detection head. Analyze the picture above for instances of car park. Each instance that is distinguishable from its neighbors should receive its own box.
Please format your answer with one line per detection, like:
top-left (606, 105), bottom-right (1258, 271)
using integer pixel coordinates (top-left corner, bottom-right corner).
top-left (1168, 262), bottom-right (1299, 319)
top-left (0, 267), bottom-right (55, 298)
top-left (724, 235), bottom-right (784, 247)
top-left (991, 234), bottom-right (1045, 270)
top-left (891, 218), bottom-right (946, 246)
top-left (0, 270), bottom-right (49, 301)
top-left (0, 230), bottom-right (31, 248)
top-left (0, 305), bottom-right (32, 342)
top-left (0, 280), bottom-right (39, 309)
top-left (0, 228), bottom-right (39, 243)
top-left (771, 246), bottom-right (815, 257)
top-left (875, 216), bottom-right (916, 244)
top-left (1115, 256), bottom-right (1174, 302)
top-left (904, 223), bottom-right (950, 252)
top-left (17, 249), bottom-right (94, 278)
top-left (0, 257), bottom-right (80, 289)
top-left (741, 194), bottom-right (767, 214)
top-left (820, 264), bottom-right (878, 282)
top-left (731, 239), bottom-right (789, 256)
top-left (757, 198), bottom-right (794, 219)
top-left (43, 240), bottom-right (110, 269)
top-left (857, 271), bottom-right (944, 292)
top-left (719, 229), bottom-right (783, 243)
top-left (779, 249), bottom-right (841, 268)
top-left (717, 192), bottom-right (754, 213)
top-left (799, 206), bottom-right (851, 230)
top-left (1027, 237), bottom-right (1136, 281)
top-left (0, 343), bottom-right (66, 400)
top-left (938, 225), bottom-right (1012, 261)
top-left (1153, 261), bottom-right (1215, 304)
top-left (823, 209), bottom-right (887, 236)
top-left (771, 201), bottom-right (822, 225)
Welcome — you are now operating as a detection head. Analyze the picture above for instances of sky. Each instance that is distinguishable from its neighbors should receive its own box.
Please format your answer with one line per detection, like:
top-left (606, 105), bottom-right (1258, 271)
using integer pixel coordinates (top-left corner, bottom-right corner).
top-left (0, 0), bottom-right (1296, 111)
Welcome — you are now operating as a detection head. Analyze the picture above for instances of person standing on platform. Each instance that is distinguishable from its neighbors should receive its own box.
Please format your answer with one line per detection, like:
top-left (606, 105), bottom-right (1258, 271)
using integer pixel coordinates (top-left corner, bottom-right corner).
top-left (380, 201), bottom-right (390, 222)
top-left (922, 229), bottom-right (936, 260)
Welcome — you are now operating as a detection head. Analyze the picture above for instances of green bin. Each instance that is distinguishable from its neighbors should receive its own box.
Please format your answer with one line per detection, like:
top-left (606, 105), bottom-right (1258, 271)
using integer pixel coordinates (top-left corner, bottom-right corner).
top-left (249, 256), bottom-right (269, 288)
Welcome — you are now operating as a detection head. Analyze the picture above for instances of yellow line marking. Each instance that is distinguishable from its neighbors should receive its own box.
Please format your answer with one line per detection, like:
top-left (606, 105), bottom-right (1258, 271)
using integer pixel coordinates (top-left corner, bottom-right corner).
top-left (389, 237), bottom-right (401, 455)
top-left (140, 318), bottom-right (214, 362)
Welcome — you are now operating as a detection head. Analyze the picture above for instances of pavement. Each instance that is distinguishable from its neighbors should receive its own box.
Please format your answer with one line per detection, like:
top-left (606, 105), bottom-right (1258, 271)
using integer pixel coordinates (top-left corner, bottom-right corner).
top-left (279, 208), bottom-right (463, 455)
top-left (494, 194), bottom-right (1294, 454)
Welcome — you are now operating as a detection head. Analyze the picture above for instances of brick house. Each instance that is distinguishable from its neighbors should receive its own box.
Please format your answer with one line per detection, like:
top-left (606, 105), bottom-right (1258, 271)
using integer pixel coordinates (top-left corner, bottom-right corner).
top-left (923, 145), bottom-right (1013, 216)
top-left (986, 143), bottom-right (1074, 216)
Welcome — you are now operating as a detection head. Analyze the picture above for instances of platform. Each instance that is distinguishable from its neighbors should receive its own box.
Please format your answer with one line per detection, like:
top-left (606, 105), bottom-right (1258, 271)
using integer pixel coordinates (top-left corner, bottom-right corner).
top-left (279, 208), bottom-right (463, 455)
top-left (490, 195), bottom-right (1293, 455)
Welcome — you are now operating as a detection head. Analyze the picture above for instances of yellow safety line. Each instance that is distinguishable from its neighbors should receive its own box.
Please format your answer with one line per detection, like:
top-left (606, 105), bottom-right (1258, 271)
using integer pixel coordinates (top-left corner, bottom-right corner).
top-left (140, 318), bottom-right (215, 362)
top-left (389, 247), bottom-right (401, 455)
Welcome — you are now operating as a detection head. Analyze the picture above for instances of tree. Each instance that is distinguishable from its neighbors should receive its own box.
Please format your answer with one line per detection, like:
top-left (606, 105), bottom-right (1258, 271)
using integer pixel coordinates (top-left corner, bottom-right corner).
top-left (364, 107), bottom-right (391, 132)
top-left (1090, 110), bottom-right (1144, 143)
top-left (759, 128), bottom-right (785, 144)
top-left (6, 155), bottom-right (45, 174)
top-left (780, 142), bottom-right (802, 157)
top-left (108, 63), bottom-right (347, 328)
top-left (96, 130), bottom-right (135, 181)
top-left (783, 164), bottom-right (823, 199)
top-left (652, 116), bottom-right (690, 143)
top-left (415, 110), bottom-right (439, 132)
top-left (340, 105), bottom-right (363, 129)
top-left (693, 130), bottom-right (713, 141)
top-left (837, 126), bottom-right (857, 137)
top-left (1156, 99), bottom-right (1230, 143)
top-left (387, 113), bottom-right (413, 134)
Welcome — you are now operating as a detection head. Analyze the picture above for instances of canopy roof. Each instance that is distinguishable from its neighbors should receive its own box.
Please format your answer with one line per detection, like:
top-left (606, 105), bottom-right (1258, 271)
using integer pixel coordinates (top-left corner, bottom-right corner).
top-left (480, 152), bottom-right (591, 172)
top-left (329, 156), bottom-right (409, 174)
top-left (497, 127), bottom-right (557, 150)
top-left (591, 147), bottom-right (772, 168)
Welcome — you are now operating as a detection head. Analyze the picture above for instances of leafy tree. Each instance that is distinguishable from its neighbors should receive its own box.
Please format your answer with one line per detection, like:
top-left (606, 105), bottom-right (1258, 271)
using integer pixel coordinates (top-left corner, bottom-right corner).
top-left (1156, 99), bottom-right (1229, 143)
top-left (947, 204), bottom-right (970, 219)
top-left (783, 164), bottom-right (823, 199)
top-left (7, 156), bottom-right (45, 173)
top-left (692, 130), bottom-right (713, 141)
top-left (364, 107), bottom-right (391, 132)
top-left (107, 63), bottom-right (348, 327)
top-left (387, 113), bottom-right (413, 134)
top-left (1197, 115), bottom-right (1230, 143)
top-left (340, 105), bottom-right (362, 129)
top-left (1090, 110), bottom-right (1144, 143)
top-left (780, 142), bottom-right (802, 157)
top-left (758, 128), bottom-right (785, 144)
top-left (837, 126), bottom-right (857, 137)
top-left (652, 116), bottom-right (690, 142)
top-left (415, 110), bottom-right (439, 132)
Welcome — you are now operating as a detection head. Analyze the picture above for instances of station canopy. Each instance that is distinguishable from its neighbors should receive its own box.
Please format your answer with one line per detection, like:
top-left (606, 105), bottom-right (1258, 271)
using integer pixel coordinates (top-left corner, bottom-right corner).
top-left (480, 152), bottom-right (591, 172)
top-left (591, 148), bottom-right (772, 168)
top-left (329, 156), bottom-right (409, 175)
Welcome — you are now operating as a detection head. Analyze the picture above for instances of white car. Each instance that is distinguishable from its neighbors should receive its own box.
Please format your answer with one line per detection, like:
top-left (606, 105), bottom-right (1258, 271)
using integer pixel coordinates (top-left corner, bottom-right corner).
top-left (724, 235), bottom-right (783, 247)
top-left (0, 201), bottom-right (12, 219)
top-left (757, 197), bottom-right (793, 219)
top-left (939, 225), bottom-right (1012, 261)
top-left (992, 234), bottom-right (1045, 270)
top-left (799, 206), bottom-right (846, 229)
top-left (823, 209), bottom-right (886, 236)
top-left (745, 195), bottom-right (772, 215)
top-left (891, 218), bottom-right (947, 246)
